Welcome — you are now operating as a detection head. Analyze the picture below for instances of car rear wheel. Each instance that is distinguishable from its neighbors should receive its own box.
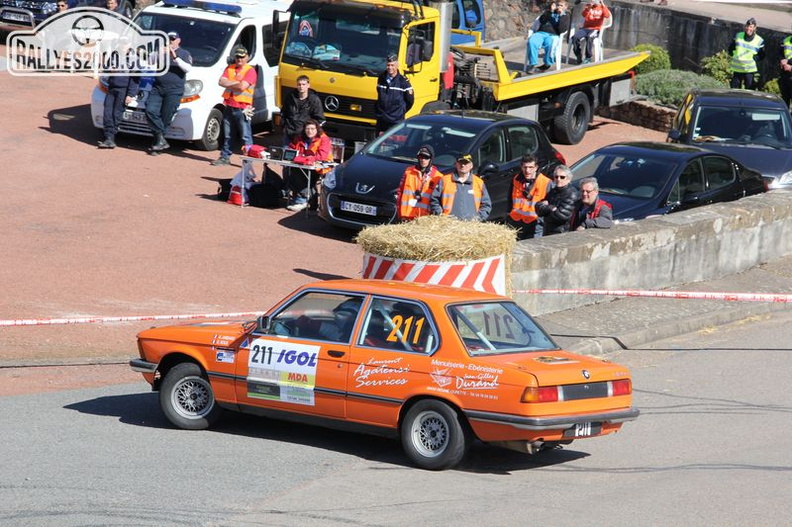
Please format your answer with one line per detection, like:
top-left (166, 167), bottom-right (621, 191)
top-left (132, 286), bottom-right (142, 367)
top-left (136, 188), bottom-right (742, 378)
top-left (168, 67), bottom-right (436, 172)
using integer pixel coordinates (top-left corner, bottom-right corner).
top-left (197, 108), bottom-right (223, 151)
top-left (160, 362), bottom-right (223, 430)
top-left (401, 400), bottom-right (470, 470)
top-left (553, 91), bottom-right (590, 145)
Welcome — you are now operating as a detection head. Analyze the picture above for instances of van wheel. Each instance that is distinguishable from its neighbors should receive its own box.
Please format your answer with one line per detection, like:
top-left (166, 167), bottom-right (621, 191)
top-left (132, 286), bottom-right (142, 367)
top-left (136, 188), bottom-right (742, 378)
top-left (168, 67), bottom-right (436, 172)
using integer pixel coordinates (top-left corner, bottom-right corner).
top-left (401, 400), bottom-right (470, 470)
top-left (197, 108), bottom-right (223, 151)
top-left (160, 362), bottom-right (223, 430)
top-left (553, 91), bottom-right (590, 145)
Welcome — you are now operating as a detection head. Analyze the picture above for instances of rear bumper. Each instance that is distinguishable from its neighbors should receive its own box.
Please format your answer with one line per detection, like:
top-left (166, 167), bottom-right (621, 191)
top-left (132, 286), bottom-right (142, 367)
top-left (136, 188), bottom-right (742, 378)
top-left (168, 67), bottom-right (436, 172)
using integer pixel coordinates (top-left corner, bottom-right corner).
top-left (465, 407), bottom-right (640, 431)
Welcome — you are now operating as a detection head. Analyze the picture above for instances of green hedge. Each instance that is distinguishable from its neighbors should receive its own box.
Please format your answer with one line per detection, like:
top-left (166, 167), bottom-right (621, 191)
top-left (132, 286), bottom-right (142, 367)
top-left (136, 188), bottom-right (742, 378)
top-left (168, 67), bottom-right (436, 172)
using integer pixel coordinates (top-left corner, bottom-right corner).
top-left (635, 69), bottom-right (726, 107)
top-left (630, 44), bottom-right (670, 75)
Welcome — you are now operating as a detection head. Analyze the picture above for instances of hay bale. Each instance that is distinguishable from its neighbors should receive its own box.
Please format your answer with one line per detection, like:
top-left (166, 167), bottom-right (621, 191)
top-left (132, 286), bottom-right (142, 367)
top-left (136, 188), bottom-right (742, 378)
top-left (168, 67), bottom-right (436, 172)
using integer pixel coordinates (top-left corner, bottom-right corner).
top-left (356, 215), bottom-right (517, 261)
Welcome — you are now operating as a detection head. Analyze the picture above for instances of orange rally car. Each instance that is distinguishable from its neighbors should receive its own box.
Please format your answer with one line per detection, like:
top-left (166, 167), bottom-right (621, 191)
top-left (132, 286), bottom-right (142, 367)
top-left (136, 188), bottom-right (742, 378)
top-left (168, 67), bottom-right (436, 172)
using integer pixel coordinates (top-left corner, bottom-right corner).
top-left (131, 279), bottom-right (638, 470)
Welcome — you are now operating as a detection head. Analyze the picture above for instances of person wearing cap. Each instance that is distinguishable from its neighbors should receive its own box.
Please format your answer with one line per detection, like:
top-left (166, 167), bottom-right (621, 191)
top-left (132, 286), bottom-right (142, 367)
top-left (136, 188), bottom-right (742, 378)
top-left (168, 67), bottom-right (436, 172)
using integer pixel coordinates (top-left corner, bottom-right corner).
top-left (571, 0), bottom-right (611, 65)
top-left (535, 165), bottom-right (580, 235)
top-left (281, 75), bottom-right (324, 147)
top-left (728, 18), bottom-right (765, 90)
top-left (430, 154), bottom-right (492, 221)
top-left (778, 31), bottom-right (792, 108)
top-left (375, 54), bottom-right (414, 135)
top-left (212, 45), bottom-right (258, 166)
top-left (145, 31), bottom-right (193, 153)
top-left (98, 42), bottom-right (140, 149)
top-left (507, 154), bottom-right (553, 239)
top-left (396, 144), bottom-right (443, 221)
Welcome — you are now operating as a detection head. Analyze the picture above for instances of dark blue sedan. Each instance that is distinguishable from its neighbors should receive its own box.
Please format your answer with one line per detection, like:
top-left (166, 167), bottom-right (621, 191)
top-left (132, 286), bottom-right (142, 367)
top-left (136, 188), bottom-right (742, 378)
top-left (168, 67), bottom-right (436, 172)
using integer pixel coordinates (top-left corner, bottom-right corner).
top-left (319, 110), bottom-right (565, 230)
top-left (569, 142), bottom-right (768, 222)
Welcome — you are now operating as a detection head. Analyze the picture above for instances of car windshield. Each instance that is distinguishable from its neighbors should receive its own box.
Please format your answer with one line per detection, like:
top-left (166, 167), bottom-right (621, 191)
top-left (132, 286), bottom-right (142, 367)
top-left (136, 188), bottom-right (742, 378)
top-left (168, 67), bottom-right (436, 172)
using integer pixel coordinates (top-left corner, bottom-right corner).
top-left (448, 302), bottom-right (556, 356)
top-left (282, 5), bottom-right (403, 76)
top-left (363, 121), bottom-right (478, 166)
top-left (134, 13), bottom-right (234, 67)
top-left (691, 106), bottom-right (792, 148)
top-left (571, 152), bottom-right (676, 199)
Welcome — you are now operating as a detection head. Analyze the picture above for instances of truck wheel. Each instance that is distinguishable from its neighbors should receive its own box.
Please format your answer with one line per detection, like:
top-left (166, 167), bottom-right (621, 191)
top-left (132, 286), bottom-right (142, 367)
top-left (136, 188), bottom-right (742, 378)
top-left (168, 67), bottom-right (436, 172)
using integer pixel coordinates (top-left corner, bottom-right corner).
top-left (401, 400), bottom-right (470, 470)
top-left (197, 108), bottom-right (223, 151)
top-left (160, 362), bottom-right (223, 430)
top-left (553, 91), bottom-right (590, 145)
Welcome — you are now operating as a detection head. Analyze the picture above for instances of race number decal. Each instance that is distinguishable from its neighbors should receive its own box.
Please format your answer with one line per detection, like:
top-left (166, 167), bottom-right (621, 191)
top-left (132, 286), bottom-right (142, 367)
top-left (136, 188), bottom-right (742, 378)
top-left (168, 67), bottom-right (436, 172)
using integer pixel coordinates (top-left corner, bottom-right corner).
top-left (246, 339), bottom-right (320, 406)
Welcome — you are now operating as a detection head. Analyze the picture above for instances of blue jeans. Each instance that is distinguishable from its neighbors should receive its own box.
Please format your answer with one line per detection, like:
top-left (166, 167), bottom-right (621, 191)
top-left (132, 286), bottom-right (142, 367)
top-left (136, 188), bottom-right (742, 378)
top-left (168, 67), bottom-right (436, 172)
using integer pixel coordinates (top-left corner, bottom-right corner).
top-left (145, 85), bottom-right (182, 135)
top-left (221, 106), bottom-right (253, 159)
top-left (527, 31), bottom-right (560, 66)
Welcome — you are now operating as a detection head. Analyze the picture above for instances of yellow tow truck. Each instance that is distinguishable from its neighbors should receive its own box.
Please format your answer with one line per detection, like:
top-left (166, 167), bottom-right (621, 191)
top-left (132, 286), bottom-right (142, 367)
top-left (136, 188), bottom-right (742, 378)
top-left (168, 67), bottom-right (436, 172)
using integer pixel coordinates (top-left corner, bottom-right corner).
top-left (275, 0), bottom-right (648, 145)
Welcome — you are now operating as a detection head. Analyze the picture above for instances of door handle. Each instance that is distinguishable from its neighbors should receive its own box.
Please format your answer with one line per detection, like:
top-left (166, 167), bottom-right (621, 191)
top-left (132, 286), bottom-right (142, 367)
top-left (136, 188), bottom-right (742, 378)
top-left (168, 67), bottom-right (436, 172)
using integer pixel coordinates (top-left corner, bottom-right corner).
top-left (328, 350), bottom-right (346, 357)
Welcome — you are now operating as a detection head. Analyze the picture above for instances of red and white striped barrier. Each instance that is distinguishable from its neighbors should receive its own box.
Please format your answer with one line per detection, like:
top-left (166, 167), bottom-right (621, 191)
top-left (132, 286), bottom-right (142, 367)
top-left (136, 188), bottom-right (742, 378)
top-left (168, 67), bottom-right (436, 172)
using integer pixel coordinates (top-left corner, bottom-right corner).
top-left (361, 252), bottom-right (506, 295)
top-left (0, 311), bottom-right (266, 327)
top-left (514, 288), bottom-right (792, 303)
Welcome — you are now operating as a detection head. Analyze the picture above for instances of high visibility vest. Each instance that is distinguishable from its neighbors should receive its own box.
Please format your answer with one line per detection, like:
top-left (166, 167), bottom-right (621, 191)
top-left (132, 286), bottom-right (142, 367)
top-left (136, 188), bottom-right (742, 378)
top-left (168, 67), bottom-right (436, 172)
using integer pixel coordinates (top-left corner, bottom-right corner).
top-left (290, 132), bottom-right (334, 175)
top-left (222, 63), bottom-right (255, 106)
top-left (438, 174), bottom-right (485, 215)
top-left (509, 173), bottom-right (552, 224)
top-left (570, 198), bottom-right (612, 230)
top-left (730, 32), bottom-right (764, 73)
top-left (397, 165), bottom-right (442, 220)
top-left (783, 35), bottom-right (792, 60)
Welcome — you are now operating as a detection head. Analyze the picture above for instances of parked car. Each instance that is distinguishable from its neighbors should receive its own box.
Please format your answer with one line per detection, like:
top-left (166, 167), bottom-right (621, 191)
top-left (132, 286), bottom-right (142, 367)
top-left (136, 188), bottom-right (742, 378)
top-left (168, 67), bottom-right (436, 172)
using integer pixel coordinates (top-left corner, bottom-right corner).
top-left (667, 88), bottom-right (792, 189)
top-left (569, 142), bottom-right (768, 222)
top-left (131, 279), bottom-right (638, 470)
top-left (0, 0), bottom-right (135, 31)
top-left (320, 110), bottom-right (566, 230)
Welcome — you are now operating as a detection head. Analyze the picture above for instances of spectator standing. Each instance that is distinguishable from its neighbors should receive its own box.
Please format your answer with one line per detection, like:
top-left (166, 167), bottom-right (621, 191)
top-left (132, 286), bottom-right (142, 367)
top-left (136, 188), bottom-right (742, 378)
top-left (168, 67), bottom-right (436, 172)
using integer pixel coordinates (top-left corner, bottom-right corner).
top-left (211, 45), bottom-right (257, 166)
top-left (779, 33), bottom-right (792, 109)
top-left (430, 154), bottom-right (492, 221)
top-left (281, 75), bottom-right (324, 146)
top-left (286, 119), bottom-right (334, 212)
top-left (728, 18), bottom-right (765, 90)
top-left (525, 1), bottom-right (570, 73)
top-left (145, 31), bottom-right (192, 153)
top-left (98, 68), bottom-right (139, 149)
top-left (396, 144), bottom-right (443, 221)
top-left (535, 165), bottom-right (579, 235)
top-left (570, 177), bottom-right (613, 230)
top-left (375, 54), bottom-right (414, 135)
top-left (508, 154), bottom-right (553, 239)
top-left (572, 0), bottom-right (611, 64)
top-left (57, 1), bottom-right (68, 12)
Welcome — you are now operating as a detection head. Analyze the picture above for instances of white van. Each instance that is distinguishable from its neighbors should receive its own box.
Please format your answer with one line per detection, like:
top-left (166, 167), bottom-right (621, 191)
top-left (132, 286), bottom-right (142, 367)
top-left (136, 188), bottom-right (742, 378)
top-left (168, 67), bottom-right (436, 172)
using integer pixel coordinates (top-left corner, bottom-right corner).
top-left (90, 0), bottom-right (291, 150)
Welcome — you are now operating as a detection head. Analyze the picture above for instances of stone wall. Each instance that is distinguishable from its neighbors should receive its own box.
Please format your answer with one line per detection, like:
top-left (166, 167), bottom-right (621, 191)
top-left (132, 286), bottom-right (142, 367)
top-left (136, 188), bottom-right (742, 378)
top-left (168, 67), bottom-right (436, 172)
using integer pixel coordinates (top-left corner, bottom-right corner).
top-left (596, 100), bottom-right (676, 133)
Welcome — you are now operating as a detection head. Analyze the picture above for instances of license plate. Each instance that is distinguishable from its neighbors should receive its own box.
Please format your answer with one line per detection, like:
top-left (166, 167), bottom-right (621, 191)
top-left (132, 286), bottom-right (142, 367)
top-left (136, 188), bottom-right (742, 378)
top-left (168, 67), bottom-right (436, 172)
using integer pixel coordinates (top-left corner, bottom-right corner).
top-left (2, 12), bottom-right (31, 23)
top-left (564, 422), bottom-right (602, 438)
top-left (341, 200), bottom-right (377, 216)
top-left (122, 110), bottom-right (147, 123)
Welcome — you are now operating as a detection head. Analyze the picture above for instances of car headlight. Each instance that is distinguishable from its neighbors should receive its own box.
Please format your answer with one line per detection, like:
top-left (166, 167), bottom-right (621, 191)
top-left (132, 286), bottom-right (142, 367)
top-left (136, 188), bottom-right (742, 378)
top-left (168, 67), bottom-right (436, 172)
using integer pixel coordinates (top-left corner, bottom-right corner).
top-left (183, 79), bottom-right (203, 98)
top-left (772, 170), bottom-right (792, 188)
top-left (323, 168), bottom-right (336, 190)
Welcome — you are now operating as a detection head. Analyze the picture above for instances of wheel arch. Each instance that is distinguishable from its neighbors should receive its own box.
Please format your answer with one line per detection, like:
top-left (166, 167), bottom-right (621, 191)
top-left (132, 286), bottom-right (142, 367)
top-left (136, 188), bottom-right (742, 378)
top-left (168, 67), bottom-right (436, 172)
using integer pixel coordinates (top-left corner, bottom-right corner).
top-left (398, 394), bottom-right (477, 439)
top-left (153, 352), bottom-right (206, 391)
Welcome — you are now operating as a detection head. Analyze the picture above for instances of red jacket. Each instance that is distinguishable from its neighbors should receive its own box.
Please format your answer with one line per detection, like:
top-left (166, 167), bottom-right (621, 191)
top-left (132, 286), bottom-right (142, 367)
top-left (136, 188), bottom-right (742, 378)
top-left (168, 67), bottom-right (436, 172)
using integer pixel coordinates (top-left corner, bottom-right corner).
top-left (288, 132), bottom-right (334, 175)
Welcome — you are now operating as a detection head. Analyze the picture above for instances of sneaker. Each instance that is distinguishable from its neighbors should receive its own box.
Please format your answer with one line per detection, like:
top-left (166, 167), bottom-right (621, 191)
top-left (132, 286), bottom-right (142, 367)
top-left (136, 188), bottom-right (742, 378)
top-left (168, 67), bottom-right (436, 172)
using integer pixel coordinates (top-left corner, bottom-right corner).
top-left (98, 138), bottom-right (116, 149)
top-left (211, 157), bottom-right (230, 166)
top-left (525, 65), bottom-right (536, 74)
top-left (583, 58), bottom-right (591, 64)
top-left (286, 202), bottom-right (308, 212)
top-left (539, 64), bottom-right (552, 71)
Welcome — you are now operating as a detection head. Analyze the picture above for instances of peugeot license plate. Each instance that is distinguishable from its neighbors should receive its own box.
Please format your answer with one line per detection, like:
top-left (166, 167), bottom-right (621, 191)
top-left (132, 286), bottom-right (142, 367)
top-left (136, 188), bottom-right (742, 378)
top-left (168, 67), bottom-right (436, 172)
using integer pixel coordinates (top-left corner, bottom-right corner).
top-left (2, 12), bottom-right (31, 23)
top-left (341, 200), bottom-right (376, 216)
top-left (564, 422), bottom-right (602, 438)
top-left (122, 110), bottom-right (147, 123)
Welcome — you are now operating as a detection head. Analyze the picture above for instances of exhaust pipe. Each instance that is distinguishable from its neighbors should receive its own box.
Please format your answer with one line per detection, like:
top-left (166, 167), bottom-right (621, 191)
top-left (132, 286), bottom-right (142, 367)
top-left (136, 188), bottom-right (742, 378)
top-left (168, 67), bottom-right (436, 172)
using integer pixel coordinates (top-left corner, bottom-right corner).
top-left (490, 440), bottom-right (545, 455)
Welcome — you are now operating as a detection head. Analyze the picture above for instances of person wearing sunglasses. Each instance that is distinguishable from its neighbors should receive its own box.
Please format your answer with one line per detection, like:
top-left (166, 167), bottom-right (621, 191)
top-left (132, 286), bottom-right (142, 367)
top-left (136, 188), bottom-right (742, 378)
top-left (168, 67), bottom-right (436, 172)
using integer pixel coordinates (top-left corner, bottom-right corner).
top-left (570, 176), bottom-right (613, 231)
top-left (536, 165), bottom-right (579, 235)
top-left (430, 153), bottom-right (491, 221)
top-left (396, 145), bottom-right (443, 221)
top-left (57, 1), bottom-right (68, 12)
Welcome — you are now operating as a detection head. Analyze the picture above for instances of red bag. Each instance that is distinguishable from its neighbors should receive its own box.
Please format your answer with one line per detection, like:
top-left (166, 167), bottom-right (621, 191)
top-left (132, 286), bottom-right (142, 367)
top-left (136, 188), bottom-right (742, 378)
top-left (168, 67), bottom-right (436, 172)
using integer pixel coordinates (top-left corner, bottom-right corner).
top-left (227, 185), bottom-right (246, 206)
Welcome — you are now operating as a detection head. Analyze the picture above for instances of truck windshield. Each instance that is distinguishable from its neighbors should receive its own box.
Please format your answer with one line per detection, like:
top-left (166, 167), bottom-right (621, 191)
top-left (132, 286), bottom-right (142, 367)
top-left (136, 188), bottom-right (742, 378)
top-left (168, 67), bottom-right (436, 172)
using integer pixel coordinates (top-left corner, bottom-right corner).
top-left (282, 6), bottom-right (405, 76)
top-left (134, 13), bottom-right (235, 68)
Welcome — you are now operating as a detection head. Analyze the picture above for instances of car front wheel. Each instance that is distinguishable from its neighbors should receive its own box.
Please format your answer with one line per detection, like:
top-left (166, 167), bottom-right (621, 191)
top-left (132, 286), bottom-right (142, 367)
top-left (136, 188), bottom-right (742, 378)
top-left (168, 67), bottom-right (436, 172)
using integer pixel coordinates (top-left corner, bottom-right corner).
top-left (160, 362), bottom-right (223, 430)
top-left (401, 400), bottom-right (470, 470)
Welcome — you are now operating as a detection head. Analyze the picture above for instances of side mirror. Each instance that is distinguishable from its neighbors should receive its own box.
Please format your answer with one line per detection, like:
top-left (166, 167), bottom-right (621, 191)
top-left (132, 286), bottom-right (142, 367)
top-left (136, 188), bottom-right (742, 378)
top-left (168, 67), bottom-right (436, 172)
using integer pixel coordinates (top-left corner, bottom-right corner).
top-left (256, 315), bottom-right (270, 332)
top-left (667, 129), bottom-right (681, 142)
top-left (421, 40), bottom-right (433, 61)
top-left (478, 161), bottom-right (498, 179)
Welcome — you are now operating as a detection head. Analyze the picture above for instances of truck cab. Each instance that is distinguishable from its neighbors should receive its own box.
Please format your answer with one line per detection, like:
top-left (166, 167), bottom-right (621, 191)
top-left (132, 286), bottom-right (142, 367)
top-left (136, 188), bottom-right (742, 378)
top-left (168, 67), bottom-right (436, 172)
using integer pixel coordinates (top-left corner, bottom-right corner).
top-left (90, 0), bottom-right (292, 150)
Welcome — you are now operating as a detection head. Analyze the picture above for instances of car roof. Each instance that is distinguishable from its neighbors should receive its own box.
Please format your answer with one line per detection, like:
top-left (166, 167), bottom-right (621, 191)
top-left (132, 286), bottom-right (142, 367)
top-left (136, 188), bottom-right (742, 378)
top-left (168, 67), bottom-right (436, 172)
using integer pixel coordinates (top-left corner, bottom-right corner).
top-left (408, 110), bottom-right (535, 131)
top-left (689, 89), bottom-right (787, 109)
top-left (296, 279), bottom-right (507, 304)
top-left (580, 141), bottom-right (711, 160)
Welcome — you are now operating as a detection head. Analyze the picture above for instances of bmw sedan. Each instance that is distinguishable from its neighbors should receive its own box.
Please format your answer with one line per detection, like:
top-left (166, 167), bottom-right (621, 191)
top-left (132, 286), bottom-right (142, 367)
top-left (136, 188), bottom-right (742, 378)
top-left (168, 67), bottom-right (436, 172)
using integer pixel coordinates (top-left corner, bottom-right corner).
top-left (569, 142), bottom-right (768, 222)
top-left (667, 89), bottom-right (792, 189)
top-left (319, 110), bottom-right (566, 230)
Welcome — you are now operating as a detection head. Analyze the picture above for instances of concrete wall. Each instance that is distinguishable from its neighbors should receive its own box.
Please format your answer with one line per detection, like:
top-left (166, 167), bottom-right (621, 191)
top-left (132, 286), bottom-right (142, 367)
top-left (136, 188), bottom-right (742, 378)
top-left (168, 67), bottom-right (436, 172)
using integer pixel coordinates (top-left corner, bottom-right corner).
top-left (510, 190), bottom-right (792, 315)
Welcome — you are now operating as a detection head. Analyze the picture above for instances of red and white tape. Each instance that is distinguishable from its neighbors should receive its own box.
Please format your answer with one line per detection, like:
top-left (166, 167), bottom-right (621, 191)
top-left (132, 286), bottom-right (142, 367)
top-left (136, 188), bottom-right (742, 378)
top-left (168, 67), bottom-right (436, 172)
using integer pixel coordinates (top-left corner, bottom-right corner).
top-left (0, 311), bottom-right (266, 327)
top-left (514, 288), bottom-right (792, 303)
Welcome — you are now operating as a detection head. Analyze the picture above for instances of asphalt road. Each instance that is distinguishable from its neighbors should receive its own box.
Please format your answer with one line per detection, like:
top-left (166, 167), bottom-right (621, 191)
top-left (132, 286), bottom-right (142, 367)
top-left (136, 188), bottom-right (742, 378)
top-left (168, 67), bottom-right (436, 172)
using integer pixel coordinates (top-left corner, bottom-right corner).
top-left (2, 310), bottom-right (790, 526)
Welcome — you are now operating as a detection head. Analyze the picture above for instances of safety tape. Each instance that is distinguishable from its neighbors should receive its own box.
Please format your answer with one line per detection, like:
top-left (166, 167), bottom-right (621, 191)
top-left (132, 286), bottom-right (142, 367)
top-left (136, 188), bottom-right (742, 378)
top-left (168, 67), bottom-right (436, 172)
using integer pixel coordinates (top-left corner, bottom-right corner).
top-left (514, 289), bottom-right (792, 303)
top-left (0, 311), bottom-right (267, 327)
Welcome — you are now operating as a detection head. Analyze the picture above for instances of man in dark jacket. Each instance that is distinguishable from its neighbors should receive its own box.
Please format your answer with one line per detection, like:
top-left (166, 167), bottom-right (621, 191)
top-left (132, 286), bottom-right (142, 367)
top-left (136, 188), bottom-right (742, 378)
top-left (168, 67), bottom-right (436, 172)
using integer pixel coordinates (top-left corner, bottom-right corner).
top-left (536, 165), bottom-right (579, 235)
top-left (280, 75), bottom-right (324, 145)
top-left (571, 177), bottom-right (613, 230)
top-left (375, 54), bottom-right (414, 135)
top-left (98, 75), bottom-right (139, 149)
top-left (145, 31), bottom-right (192, 153)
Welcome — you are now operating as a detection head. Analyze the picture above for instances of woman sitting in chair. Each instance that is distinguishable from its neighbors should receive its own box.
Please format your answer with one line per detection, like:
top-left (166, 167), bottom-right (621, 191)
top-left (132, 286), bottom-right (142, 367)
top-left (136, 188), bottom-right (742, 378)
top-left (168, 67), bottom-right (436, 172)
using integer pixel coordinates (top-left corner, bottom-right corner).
top-left (572, 0), bottom-right (611, 64)
top-left (285, 119), bottom-right (334, 212)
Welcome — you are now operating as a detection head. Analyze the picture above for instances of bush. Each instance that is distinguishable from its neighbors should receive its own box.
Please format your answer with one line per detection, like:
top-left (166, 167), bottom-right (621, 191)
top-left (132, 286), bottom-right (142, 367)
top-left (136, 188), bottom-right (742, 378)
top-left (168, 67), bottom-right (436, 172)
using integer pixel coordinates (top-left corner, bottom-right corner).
top-left (701, 50), bottom-right (732, 84)
top-left (630, 44), bottom-right (670, 75)
top-left (635, 69), bottom-right (726, 107)
top-left (763, 78), bottom-right (781, 96)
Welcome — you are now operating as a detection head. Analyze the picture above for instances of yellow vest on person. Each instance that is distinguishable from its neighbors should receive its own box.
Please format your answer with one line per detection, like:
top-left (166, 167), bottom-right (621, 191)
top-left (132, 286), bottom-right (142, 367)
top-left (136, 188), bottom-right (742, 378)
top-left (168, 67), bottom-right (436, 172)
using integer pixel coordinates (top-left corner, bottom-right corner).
top-left (730, 32), bottom-right (764, 73)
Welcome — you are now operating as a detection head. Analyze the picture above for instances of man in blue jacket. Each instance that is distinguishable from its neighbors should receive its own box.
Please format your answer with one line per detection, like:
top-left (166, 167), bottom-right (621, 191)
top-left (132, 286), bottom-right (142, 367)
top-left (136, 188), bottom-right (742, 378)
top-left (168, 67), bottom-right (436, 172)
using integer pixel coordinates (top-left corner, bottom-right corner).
top-left (375, 54), bottom-right (414, 135)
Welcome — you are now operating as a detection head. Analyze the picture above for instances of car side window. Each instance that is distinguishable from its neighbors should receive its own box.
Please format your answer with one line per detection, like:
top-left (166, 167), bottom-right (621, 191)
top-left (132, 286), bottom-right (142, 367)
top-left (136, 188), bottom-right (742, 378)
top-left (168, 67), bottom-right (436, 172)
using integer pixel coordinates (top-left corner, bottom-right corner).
top-left (475, 129), bottom-right (506, 166)
top-left (674, 159), bottom-right (705, 200)
top-left (357, 298), bottom-right (436, 353)
top-left (506, 124), bottom-right (539, 161)
top-left (267, 292), bottom-right (364, 344)
top-left (703, 156), bottom-right (736, 190)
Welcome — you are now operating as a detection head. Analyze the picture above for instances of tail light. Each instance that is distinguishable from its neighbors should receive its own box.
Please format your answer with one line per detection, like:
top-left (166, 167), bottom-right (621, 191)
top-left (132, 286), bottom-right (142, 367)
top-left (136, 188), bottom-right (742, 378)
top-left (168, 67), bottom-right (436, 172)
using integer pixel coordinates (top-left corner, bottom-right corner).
top-left (554, 151), bottom-right (566, 165)
top-left (521, 386), bottom-right (559, 403)
top-left (611, 379), bottom-right (632, 396)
